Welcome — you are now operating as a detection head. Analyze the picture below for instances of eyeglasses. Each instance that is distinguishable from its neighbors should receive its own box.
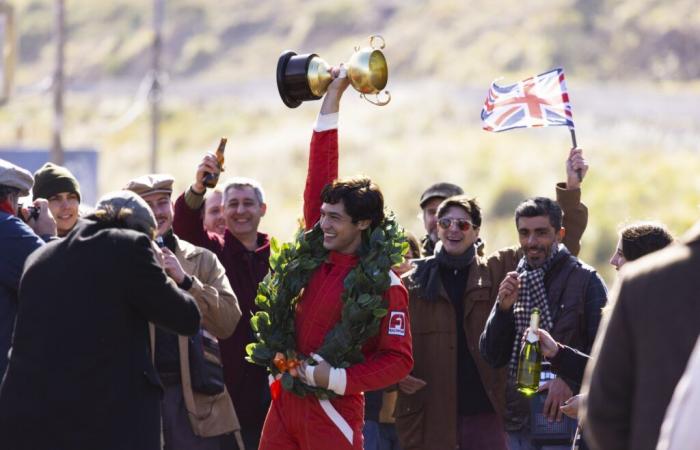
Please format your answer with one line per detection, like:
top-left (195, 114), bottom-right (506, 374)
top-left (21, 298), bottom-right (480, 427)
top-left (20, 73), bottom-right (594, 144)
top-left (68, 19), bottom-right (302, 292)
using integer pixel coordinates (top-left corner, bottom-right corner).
top-left (437, 217), bottom-right (473, 231)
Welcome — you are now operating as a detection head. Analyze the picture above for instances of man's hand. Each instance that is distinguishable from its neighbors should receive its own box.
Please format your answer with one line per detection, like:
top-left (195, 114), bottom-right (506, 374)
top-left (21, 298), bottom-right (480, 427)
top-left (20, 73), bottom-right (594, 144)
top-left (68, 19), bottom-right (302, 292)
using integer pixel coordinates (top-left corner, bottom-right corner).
top-left (298, 356), bottom-right (332, 389)
top-left (319, 65), bottom-right (351, 115)
top-left (398, 374), bottom-right (427, 394)
top-left (24, 199), bottom-right (57, 237)
top-left (497, 271), bottom-right (520, 311)
top-left (539, 377), bottom-right (573, 422)
top-left (193, 153), bottom-right (220, 194)
top-left (161, 247), bottom-right (186, 284)
top-left (536, 329), bottom-right (560, 359)
top-left (560, 394), bottom-right (582, 419)
top-left (565, 147), bottom-right (588, 189)
top-left (151, 242), bottom-right (165, 267)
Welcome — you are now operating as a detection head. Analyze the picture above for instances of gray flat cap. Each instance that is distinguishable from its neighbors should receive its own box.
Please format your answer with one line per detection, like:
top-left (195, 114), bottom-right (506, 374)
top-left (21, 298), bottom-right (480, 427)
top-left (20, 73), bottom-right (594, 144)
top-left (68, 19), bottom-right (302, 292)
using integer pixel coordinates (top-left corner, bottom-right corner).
top-left (0, 159), bottom-right (34, 196)
top-left (95, 190), bottom-right (157, 238)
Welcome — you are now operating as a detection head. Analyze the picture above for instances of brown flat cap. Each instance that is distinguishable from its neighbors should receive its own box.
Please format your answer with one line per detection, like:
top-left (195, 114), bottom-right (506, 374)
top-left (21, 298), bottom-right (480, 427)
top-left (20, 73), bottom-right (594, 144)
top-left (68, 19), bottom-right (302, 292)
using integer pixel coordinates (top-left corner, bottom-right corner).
top-left (0, 158), bottom-right (34, 196)
top-left (124, 174), bottom-right (174, 198)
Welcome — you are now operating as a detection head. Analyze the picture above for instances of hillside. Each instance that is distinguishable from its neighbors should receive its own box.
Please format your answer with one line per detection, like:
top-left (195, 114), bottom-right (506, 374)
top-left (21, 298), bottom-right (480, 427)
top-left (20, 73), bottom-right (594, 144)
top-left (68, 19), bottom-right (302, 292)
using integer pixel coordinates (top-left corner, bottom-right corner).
top-left (11, 0), bottom-right (700, 84)
top-left (2, 0), bottom-right (700, 285)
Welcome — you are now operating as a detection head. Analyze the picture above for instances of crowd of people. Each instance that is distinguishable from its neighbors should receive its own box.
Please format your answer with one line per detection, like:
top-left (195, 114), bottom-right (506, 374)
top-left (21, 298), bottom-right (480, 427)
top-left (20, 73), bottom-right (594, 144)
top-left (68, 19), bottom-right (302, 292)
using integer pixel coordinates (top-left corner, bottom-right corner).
top-left (0, 67), bottom-right (698, 450)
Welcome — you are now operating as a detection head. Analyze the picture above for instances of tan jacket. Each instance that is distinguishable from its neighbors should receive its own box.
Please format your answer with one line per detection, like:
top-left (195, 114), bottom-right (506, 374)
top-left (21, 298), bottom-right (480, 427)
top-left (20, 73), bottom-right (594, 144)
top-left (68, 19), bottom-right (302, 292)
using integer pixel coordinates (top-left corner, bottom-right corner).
top-left (395, 184), bottom-right (587, 450)
top-left (150, 236), bottom-right (243, 442)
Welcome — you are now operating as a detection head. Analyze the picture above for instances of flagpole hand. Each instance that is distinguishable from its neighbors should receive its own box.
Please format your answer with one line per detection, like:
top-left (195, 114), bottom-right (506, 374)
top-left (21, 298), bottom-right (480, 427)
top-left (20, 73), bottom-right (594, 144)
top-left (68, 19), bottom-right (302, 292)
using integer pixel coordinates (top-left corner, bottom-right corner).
top-left (566, 147), bottom-right (588, 190)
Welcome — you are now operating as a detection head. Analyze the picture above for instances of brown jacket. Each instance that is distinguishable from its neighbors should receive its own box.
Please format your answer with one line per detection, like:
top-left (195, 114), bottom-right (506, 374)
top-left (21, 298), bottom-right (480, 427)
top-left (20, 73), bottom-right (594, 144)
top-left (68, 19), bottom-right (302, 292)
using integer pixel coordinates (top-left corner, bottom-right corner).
top-left (150, 236), bottom-right (243, 441)
top-left (582, 222), bottom-right (700, 450)
top-left (395, 184), bottom-right (587, 450)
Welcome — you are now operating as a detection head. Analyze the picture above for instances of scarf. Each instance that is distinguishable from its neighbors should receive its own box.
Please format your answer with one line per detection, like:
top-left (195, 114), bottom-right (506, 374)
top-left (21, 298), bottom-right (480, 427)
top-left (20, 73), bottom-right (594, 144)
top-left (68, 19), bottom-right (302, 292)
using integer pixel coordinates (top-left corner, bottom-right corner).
top-left (415, 241), bottom-right (476, 300)
top-left (509, 243), bottom-right (562, 377)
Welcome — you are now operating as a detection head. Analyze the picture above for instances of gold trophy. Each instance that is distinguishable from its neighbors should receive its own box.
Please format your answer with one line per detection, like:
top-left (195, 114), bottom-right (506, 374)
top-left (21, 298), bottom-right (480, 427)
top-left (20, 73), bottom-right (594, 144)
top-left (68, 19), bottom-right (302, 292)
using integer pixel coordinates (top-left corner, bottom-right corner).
top-left (276, 35), bottom-right (390, 108)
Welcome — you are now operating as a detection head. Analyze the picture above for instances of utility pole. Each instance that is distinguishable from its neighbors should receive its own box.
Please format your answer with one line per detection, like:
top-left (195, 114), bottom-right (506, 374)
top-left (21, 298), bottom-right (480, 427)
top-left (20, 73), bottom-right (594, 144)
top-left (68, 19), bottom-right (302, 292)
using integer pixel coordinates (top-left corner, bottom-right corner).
top-left (149, 0), bottom-right (164, 172)
top-left (51, 0), bottom-right (65, 164)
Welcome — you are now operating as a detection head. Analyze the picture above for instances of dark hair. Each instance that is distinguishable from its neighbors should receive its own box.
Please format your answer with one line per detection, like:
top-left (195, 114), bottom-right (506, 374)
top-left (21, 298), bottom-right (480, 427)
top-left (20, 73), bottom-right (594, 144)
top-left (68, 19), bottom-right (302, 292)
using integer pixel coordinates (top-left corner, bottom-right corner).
top-left (0, 185), bottom-right (20, 203)
top-left (515, 197), bottom-right (562, 231)
top-left (436, 195), bottom-right (482, 227)
top-left (620, 222), bottom-right (674, 261)
top-left (320, 176), bottom-right (384, 229)
top-left (86, 206), bottom-right (156, 239)
top-left (404, 232), bottom-right (421, 259)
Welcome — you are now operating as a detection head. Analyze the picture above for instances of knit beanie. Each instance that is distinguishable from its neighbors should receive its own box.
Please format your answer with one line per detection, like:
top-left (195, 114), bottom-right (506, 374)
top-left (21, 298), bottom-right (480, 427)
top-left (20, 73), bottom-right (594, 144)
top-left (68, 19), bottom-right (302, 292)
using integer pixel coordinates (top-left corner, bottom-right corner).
top-left (33, 162), bottom-right (81, 202)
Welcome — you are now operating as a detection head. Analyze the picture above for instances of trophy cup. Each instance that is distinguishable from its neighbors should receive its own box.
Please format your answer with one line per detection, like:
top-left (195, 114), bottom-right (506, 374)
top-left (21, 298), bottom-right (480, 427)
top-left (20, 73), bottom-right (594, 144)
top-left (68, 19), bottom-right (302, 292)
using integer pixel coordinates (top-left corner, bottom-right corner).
top-left (276, 35), bottom-right (390, 108)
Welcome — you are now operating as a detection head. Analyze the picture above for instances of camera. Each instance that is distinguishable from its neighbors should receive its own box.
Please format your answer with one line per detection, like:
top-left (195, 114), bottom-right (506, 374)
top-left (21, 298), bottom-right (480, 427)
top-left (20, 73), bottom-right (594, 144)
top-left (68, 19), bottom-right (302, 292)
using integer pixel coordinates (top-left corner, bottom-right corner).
top-left (19, 205), bottom-right (40, 223)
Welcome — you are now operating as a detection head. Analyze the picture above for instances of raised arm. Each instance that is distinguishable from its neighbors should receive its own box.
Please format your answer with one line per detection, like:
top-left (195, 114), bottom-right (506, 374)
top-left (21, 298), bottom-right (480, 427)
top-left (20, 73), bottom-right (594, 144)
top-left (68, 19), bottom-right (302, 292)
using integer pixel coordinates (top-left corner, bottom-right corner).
top-left (558, 147), bottom-right (589, 256)
top-left (173, 154), bottom-right (225, 254)
top-left (303, 68), bottom-right (350, 229)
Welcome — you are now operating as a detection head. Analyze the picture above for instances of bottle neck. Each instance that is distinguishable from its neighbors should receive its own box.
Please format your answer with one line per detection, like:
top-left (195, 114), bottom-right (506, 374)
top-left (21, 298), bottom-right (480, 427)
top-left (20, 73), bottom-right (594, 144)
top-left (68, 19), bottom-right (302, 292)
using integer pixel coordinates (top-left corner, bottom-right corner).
top-left (526, 313), bottom-right (540, 343)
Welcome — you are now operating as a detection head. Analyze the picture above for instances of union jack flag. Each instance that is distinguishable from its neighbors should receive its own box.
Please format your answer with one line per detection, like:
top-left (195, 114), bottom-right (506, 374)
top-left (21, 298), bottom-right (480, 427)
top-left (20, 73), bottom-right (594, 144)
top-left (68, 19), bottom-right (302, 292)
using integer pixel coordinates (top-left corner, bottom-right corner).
top-left (481, 68), bottom-right (574, 132)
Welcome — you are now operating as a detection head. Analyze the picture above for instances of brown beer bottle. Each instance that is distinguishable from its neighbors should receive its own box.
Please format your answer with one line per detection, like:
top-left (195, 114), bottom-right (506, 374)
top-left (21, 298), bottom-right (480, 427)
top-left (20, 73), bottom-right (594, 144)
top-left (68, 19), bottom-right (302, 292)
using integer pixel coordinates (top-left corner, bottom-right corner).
top-left (202, 137), bottom-right (227, 188)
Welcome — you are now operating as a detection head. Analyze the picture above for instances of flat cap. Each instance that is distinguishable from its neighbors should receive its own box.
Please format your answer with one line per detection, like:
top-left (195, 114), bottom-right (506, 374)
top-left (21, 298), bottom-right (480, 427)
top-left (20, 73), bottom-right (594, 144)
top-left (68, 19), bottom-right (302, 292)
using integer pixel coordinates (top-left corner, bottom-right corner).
top-left (419, 182), bottom-right (464, 208)
top-left (0, 158), bottom-right (34, 196)
top-left (95, 190), bottom-right (157, 238)
top-left (124, 174), bottom-right (174, 198)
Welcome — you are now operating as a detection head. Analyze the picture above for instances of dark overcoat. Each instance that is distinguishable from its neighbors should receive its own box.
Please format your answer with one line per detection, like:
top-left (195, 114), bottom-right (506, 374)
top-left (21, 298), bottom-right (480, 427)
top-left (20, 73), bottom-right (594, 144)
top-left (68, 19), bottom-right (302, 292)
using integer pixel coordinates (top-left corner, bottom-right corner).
top-left (0, 220), bottom-right (201, 450)
top-left (583, 222), bottom-right (700, 450)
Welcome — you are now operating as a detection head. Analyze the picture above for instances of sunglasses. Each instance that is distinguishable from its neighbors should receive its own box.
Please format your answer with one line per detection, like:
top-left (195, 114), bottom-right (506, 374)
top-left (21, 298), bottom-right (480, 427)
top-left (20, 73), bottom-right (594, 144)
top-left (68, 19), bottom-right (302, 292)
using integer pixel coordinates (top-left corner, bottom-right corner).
top-left (437, 217), bottom-right (473, 231)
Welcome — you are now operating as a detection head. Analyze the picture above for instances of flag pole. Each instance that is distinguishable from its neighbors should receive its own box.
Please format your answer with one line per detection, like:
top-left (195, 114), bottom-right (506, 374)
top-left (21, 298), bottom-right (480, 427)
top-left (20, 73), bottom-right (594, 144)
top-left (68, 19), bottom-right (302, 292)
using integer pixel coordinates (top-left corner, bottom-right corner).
top-left (570, 128), bottom-right (582, 182)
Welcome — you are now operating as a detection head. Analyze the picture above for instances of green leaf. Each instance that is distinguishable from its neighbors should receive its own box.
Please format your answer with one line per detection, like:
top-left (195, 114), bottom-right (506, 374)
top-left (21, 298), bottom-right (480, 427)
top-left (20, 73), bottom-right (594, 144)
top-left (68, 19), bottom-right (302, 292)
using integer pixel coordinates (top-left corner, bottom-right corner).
top-left (281, 372), bottom-right (294, 390)
top-left (373, 308), bottom-right (388, 318)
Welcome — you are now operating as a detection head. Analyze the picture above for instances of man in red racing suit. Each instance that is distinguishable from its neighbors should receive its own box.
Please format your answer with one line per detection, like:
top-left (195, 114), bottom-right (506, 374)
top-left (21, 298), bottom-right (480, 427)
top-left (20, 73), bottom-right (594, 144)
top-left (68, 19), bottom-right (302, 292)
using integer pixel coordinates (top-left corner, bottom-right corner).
top-left (258, 69), bottom-right (413, 450)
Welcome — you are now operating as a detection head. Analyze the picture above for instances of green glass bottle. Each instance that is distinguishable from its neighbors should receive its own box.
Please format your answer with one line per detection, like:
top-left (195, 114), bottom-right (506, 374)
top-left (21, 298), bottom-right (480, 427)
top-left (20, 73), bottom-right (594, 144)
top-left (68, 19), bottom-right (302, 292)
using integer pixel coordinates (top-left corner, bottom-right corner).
top-left (516, 308), bottom-right (542, 396)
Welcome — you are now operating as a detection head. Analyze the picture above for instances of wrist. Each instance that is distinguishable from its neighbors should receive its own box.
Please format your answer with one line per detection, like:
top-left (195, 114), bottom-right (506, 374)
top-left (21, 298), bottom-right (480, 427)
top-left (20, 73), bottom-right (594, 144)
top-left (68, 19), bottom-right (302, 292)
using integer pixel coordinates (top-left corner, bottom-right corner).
top-left (566, 177), bottom-right (581, 190)
top-left (177, 274), bottom-right (193, 291)
top-left (497, 297), bottom-right (512, 311)
top-left (191, 183), bottom-right (206, 196)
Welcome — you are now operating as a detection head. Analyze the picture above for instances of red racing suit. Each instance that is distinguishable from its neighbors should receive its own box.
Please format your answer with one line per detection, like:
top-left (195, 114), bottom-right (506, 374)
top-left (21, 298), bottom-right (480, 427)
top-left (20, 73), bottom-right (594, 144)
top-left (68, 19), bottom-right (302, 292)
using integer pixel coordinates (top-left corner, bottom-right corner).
top-left (259, 116), bottom-right (413, 450)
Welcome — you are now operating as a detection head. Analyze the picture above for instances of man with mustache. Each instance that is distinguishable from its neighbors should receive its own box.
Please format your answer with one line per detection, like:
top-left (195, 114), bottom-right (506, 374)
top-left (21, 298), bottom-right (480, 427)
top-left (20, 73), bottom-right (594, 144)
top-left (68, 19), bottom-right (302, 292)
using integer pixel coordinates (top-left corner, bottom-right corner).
top-left (480, 196), bottom-right (608, 450)
top-left (125, 174), bottom-right (242, 449)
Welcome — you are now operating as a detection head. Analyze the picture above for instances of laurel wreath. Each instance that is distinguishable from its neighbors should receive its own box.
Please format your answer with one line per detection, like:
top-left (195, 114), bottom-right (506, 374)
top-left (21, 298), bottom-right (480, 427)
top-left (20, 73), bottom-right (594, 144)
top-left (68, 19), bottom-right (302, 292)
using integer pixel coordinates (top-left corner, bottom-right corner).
top-left (245, 213), bottom-right (407, 399)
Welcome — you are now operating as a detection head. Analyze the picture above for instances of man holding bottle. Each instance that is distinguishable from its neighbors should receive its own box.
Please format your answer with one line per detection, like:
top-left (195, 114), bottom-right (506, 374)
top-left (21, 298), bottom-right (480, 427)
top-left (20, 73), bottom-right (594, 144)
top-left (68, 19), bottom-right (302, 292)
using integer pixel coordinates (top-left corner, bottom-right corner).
top-left (396, 151), bottom-right (593, 450)
top-left (479, 197), bottom-right (607, 450)
top-left (173, 159), bottom-right (271, 449)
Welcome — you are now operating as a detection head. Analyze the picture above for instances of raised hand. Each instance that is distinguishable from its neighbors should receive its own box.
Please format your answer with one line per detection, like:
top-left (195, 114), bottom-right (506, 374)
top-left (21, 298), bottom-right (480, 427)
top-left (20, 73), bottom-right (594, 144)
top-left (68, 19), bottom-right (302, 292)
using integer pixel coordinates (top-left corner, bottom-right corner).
top-left (566, 147), bottom-right (589, 189)
top-left (193, 153), bottom-right (220, 194)
top-left (497, 271), bottom-right (520, 311)
top-left (320, 65), bottom-right (351, 115)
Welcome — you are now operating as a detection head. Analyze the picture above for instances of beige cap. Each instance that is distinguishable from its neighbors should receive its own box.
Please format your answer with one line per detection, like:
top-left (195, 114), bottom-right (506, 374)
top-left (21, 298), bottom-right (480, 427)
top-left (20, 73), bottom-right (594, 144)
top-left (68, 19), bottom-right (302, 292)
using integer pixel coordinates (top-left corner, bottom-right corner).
top-left (123, 174), bottom-right (174, 198)
top-left (0, 158), bottom-right (34, 196)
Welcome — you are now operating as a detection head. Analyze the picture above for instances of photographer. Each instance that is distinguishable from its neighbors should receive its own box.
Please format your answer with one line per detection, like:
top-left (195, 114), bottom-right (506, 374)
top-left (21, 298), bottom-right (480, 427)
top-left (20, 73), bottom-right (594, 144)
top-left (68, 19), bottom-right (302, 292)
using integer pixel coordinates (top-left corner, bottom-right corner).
top-left (0, 159), bottom-right (56, 378)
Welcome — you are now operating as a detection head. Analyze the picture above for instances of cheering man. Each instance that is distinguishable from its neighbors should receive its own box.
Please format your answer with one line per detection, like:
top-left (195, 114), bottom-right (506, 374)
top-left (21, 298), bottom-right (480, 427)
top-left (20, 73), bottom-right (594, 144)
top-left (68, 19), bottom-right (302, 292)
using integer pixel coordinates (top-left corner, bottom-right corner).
top-left (254, 67), bottom-right (413, 450)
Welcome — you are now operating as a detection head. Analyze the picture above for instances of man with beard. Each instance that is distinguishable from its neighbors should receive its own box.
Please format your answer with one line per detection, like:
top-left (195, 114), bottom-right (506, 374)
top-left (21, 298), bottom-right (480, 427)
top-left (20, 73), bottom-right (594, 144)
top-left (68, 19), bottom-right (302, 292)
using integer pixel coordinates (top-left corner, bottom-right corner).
top-left (480, 197), bottom-right (608, 450)
top-left (396, 149), bottom-right (589, 450)
top-left (174, 170), bottom-right (271, 448)
top-left (125, 174), bottom-right (242, 449)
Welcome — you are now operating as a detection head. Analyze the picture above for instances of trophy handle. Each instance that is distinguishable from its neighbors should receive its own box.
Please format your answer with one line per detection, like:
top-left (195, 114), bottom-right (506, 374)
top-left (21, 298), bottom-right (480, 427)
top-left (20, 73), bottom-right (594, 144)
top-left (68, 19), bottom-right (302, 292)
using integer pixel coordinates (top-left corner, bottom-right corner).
top-left (360, 90), bottom-right (391, 106)
top-left (369, 35), bottom-right (385, 50)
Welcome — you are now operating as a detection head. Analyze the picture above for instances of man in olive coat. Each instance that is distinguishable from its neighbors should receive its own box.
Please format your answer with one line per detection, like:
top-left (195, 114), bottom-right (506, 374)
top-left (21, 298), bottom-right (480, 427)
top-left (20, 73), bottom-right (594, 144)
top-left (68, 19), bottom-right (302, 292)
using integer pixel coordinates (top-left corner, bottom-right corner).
top-left (0, 191), bottom-right (201, 450)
